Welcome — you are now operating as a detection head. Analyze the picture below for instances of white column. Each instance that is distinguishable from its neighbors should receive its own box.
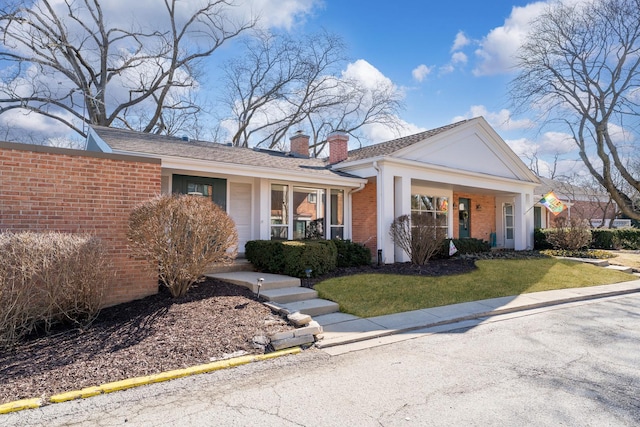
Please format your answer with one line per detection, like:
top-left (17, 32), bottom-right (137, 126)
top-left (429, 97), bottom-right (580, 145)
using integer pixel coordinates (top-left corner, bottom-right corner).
top-left (376, 163), bottom-right (396, 264)
top-left (394, 175), bottom-right (411, 262)
top-left (514, 192), bottom-right (530, 250)
top-left (258, 179), bottom-right (271, 240)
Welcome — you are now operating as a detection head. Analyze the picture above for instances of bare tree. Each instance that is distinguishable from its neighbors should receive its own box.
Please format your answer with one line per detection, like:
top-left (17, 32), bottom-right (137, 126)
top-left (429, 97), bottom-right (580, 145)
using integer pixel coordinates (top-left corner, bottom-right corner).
top-left (510, 0), bottom-right (640, 220)
top-left (221, 30), bottom-right (404, 151)
top-left (0, 0), bottom-right (254, 139)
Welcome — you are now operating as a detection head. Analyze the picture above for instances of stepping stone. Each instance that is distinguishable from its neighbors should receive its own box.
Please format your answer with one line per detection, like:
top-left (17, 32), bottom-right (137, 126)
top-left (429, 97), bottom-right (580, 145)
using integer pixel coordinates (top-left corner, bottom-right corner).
top-left (605, 265), bottom-right (633, 274)
top-left (206, 272), bottom-right (300, 292)
top-left (260, 287), bottom-right (318, 303)
top-left (281, 299), bottom-right (340, 317)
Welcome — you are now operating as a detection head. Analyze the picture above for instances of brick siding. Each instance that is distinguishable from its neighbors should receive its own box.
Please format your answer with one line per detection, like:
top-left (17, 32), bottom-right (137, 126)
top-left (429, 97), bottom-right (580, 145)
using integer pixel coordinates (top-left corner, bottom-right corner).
top-left (453, 192), bottom-right (496, 242)
top-left (0, 142), bottom-right (161, 307)
top-left (352, 179), bottom-right (377, 257)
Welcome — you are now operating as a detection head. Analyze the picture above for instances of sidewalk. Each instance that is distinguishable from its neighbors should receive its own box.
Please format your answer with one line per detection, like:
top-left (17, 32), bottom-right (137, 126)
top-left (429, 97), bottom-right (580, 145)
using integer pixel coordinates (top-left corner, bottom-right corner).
top-left (313, 279), bottom-right (640, 351)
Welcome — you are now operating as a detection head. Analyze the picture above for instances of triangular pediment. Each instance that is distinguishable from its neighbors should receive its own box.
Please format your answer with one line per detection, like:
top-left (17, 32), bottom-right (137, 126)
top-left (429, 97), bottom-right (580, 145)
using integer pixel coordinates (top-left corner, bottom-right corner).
top-left (391, 118), bottom-right (536, 182)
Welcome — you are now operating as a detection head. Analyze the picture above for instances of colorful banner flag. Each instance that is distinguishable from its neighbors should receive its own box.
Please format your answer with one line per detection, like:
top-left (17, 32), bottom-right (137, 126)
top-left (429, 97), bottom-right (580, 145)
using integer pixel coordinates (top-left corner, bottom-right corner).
top-left (539, 191), bottom-right (566, 216)
top-left (449, 240), bottom-right (458, 256)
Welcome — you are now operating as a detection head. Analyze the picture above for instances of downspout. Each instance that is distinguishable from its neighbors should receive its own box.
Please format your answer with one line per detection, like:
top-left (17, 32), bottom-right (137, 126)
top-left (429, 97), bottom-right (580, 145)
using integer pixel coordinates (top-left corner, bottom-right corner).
top-left (373, 161), bottom-right (383, 264)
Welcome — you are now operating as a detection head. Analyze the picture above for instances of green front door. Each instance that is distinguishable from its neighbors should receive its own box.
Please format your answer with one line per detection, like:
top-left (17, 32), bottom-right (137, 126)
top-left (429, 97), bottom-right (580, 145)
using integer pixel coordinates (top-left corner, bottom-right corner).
top-left (458, 197), bottom-right (470, 239)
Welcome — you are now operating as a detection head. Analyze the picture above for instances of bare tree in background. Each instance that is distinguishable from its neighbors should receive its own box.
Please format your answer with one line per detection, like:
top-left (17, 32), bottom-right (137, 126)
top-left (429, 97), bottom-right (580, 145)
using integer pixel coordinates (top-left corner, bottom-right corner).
top-left (0, 0), bottom-right (254, 139)
top-left (221, 30), bottom-right (404, 151)
top-left (510, 0), bottom-right (640, 220)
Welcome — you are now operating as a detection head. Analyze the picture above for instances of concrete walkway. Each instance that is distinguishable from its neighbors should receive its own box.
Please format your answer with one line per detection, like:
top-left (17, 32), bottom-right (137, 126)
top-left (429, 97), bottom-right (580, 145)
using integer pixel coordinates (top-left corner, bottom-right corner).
top-left (209, 268), bottom-right (640, 353)
top-left (314, 279), bottom-right (640, 350)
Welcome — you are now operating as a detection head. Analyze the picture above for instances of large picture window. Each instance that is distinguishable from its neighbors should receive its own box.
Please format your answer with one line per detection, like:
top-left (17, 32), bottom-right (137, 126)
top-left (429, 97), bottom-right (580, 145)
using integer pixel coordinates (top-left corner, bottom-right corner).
top-left (411, 194), bottom-right (449, 234)
top-left (270, 184), bottom-right (345, 240)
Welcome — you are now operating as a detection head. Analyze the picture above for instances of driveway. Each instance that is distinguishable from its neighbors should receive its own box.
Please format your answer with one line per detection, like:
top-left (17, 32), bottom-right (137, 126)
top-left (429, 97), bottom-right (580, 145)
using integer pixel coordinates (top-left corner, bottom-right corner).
top-left (3, 293), bottom-right (640, 426)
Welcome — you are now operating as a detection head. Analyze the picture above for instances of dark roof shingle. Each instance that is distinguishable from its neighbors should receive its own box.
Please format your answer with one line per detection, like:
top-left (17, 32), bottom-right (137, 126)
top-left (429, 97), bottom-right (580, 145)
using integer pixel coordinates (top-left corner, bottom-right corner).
top-left (91, 126), bottom-right (356, 179)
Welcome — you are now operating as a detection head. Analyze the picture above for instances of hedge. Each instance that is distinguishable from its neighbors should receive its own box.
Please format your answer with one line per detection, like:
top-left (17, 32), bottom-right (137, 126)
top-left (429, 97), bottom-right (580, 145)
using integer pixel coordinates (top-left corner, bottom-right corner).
top-left (245, 240), bottom-right (338, 278)
top-left (536, 227), bottom-right (640, 250)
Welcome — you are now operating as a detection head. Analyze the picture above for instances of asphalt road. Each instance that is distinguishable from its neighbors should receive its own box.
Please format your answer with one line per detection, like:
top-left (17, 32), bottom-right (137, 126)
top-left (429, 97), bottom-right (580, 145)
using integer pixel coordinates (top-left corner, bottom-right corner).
top-left (3, 294), bottom-right (640, 426)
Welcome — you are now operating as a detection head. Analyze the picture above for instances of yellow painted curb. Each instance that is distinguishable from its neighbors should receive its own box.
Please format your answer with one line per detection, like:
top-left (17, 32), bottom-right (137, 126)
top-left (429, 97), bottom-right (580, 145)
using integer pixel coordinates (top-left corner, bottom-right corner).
top-left (50, 386), bottom-right (102, 403)
top-left (0, 398), bottom-right (42, 414)
top-left (1, 347), bottom-right (303, 413)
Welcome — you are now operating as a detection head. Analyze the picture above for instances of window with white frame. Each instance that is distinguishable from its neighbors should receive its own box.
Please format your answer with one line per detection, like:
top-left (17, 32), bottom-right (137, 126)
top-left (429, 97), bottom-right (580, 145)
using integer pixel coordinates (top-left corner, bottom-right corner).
top-left (271, 184), bottom-right (289, 239)
top-left (411, 194), bottom-right (449, 234)
top-left (270, 184), bottom-right (345, 240)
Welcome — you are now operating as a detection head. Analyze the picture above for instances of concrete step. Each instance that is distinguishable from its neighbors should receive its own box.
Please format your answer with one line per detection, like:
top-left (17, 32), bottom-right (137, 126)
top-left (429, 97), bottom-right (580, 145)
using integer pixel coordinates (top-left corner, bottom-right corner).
top-left (205, 271), bottom-right (300, 293)
top-left (558, 257), bottom-right (610, 267)
top-left (605, 265), bottom-right (634, 274)
top-left (205, 259), bottom-right (255, 274)
top-left (261, 287), bottom-right (318, 303)
top-left (280, 298), bottom-right (340, 317)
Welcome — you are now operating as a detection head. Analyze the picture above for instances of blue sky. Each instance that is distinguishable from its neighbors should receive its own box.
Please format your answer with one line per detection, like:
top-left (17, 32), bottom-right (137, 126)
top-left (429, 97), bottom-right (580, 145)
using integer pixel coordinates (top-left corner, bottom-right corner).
top-left (283, 0), bottom-right (578, 176)
top-left (0, 0), bottom-right (581, 177)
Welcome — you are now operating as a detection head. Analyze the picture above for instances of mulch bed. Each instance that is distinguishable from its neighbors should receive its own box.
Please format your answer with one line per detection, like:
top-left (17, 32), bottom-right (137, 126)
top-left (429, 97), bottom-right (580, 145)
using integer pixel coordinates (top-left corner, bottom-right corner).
top-left (0, 279), bottom-right (292, 404)
top-left (0, 256), bottom-right (482, 404)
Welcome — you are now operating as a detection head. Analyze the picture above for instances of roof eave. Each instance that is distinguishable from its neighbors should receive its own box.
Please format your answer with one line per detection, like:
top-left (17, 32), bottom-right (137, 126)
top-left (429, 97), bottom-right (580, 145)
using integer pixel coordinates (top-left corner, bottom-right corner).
top-left (112, 149), bottom-right (367, 187)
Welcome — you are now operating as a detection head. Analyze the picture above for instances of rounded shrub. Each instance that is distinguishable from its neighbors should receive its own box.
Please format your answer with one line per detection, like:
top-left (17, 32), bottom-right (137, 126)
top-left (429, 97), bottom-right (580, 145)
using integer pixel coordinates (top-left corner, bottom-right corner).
top-left (128, 194), bottom-right (238, 298)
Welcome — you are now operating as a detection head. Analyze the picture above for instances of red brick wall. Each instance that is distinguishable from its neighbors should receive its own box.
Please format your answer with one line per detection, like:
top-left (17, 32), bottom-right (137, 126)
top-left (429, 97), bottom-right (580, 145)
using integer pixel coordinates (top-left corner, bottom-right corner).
top-left (553, 200), bottom-right (617, 223)
top-left (453, 192), bottom-right (496, 242)
top-left (352, 179), bottom-right (377, 256)
top-left (0, 142), bottom-right (161, 307)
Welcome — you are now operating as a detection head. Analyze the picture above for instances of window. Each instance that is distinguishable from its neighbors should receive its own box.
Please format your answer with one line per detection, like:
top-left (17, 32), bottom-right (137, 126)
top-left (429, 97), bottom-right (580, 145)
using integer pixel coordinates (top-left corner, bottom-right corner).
top-left (411, 194), bottom-right (449, 234)
top-left (271, 184), bottom-right (289, 239)
top-left (271, 184), bottom-right (345, 240)
top-left (293, 186), bottom-right (325, 239)
top-left (330, 189), bottom-right (344, 239)
top-left (172, 174), bottom-right (226, 209)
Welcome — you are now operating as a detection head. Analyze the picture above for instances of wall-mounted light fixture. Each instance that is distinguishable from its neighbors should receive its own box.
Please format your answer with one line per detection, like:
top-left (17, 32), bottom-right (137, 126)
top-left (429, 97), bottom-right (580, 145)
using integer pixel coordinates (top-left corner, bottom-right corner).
top-left (476, 204), bottom-right (482, 211)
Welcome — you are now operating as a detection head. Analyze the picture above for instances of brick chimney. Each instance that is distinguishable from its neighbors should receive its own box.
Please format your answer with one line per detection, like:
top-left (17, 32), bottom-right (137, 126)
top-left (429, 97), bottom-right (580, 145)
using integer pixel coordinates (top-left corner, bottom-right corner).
top-left (289, 130), bottom-right (310, 158)
top-left (328, 130), bottom-right (349, 164)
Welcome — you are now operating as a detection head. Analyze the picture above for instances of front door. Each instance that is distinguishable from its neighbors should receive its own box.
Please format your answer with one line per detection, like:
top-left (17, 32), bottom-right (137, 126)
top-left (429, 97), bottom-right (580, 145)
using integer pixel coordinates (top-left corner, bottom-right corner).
top-left (458, 198), bottom-right (470, 239)
top-left (504, 203), bottom-right (515, 249)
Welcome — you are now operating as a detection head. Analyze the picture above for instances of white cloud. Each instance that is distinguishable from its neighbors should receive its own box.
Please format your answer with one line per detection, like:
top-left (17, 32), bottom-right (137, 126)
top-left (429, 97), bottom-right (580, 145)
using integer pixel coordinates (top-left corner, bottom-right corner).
top-left (361, 120), bottom-right (425, 145)
top-left (452, 105), bottom-right (534, 131)
top-left (411, 64), bottom-right (433, 82)
top-left (451, 51), bottom-right (468, 65)
top-left (343, 59), bottom-right (396, 90)
top-left (451, 31), bottom-right (470, 51)
top-left (473, 2), bottom-right (547, 76)
top-left (439, 64), bottom-right (455, 75)
top-left (247, 0), bottom-right (323, 30)
top-left (538, 131), bottom-right (576, 155)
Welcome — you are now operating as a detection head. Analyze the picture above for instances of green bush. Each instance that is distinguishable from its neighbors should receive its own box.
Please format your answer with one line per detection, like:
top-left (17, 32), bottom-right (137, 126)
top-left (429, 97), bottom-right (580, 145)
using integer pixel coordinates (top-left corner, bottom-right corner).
top-left (534, 228), bottom-right (553, 250)
top-left (245, 240), bottom-right (285, 273)
top-left (333, 239), bottom-right (371, 267)
top-left (245, 240), bottom-right (338, 278)
top-left (613, 229), bottom-right (640, 249)
top-left (438, 238), bottom-right (490, 257)
top-left (282, 240), bottom-right (337, 278)
top-left (591, 229), bottom-right (615, 249)
top-left (0, 232), bottom-right (113, 349)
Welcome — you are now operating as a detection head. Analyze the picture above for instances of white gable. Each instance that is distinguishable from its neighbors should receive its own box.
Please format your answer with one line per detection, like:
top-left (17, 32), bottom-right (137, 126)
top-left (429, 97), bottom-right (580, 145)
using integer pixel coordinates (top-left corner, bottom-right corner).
top-left (392, 118), bottom-right (535, 182)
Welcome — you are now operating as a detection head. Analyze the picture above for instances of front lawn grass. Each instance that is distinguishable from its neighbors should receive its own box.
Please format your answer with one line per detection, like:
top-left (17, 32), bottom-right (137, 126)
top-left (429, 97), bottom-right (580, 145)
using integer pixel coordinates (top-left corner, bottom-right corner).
top-left (314, 258), bottom-right (635, 318)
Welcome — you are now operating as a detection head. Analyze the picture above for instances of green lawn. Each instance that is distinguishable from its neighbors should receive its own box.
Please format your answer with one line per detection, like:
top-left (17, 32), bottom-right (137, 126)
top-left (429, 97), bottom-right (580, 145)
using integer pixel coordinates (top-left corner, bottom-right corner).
top-left (314, 258), bottom-right (635, 318)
